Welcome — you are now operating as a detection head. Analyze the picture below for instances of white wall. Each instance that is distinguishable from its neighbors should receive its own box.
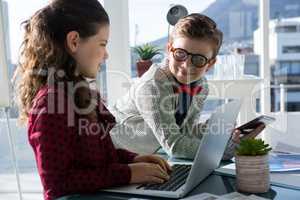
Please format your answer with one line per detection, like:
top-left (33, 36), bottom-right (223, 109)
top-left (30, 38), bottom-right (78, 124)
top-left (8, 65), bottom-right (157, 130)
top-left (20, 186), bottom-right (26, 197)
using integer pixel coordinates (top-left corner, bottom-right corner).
top-left (253, 29), bottom-right (260, 55)
top-left (269, 33), bottom-right (278, 60)
top-left (103, 0), bottom-right (132, 106)
top-left (0, 0), bottom-right (11, 107)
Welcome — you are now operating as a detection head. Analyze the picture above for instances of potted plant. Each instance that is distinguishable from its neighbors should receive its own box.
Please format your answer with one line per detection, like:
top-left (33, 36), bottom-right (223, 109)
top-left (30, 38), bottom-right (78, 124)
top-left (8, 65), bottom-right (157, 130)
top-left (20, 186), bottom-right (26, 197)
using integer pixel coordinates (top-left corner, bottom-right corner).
top-left (235, 138), bottom-right (272, 193)
top-left (134, 43), bottom-right (161, 77)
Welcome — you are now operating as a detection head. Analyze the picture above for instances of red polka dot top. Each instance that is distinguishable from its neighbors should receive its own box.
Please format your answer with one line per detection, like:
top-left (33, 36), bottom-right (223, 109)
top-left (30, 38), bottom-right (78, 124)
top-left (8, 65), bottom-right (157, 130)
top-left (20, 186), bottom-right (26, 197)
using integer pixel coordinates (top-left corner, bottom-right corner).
top-left (27, 85), bottom-right (138, 200)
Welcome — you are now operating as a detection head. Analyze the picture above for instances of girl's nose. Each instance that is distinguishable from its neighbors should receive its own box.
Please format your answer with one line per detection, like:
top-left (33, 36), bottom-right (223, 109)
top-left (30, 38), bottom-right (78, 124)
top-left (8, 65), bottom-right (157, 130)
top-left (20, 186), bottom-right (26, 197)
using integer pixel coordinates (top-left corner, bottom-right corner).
top-left (104, 49), bottom-right (109, 60)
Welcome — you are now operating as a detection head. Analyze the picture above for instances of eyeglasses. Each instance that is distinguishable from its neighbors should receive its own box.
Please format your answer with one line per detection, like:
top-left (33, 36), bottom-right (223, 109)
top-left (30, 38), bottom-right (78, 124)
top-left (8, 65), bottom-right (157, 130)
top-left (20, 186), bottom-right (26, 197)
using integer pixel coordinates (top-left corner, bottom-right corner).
top-left (170, 47), bottom-right (210, 68)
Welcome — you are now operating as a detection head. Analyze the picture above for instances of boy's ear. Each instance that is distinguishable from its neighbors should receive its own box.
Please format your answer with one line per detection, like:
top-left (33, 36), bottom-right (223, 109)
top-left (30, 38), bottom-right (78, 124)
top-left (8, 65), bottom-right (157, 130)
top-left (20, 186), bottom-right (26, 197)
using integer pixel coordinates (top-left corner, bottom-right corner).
top-left (206, 58), bottom-right (217, 72)
top-left (167, 42), bottom-right (173, 53)
top-left (66, 31), bottom-right (80, 54)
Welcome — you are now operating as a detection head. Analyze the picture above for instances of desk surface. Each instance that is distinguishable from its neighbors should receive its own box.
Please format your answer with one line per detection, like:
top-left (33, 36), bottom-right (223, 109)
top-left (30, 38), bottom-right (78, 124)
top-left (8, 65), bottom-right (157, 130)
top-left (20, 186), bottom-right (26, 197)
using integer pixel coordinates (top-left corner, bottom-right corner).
top-left (57, 172), bottom-right (300, 200)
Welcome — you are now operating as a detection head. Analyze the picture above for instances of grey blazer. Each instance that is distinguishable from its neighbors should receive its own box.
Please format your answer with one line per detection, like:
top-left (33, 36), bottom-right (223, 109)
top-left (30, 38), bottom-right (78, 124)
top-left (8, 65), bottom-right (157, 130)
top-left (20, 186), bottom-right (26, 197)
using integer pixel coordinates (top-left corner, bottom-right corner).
top-left (109, 63), bottom-right (237, 160)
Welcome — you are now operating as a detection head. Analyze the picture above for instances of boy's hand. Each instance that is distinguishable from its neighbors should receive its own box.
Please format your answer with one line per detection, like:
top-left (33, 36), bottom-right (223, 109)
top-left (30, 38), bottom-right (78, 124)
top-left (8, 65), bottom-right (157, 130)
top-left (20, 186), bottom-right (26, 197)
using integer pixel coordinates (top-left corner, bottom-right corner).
top-left (231, 123), bottom-right (266, 144)
top-left (133, 155), bottom-right (172, 173)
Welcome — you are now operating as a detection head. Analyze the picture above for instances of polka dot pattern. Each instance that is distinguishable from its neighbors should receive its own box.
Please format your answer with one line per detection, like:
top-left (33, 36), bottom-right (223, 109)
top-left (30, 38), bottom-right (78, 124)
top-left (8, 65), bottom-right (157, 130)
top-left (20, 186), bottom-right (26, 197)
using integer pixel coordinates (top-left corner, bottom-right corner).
top-left (28, 86), bottom-right (138, 200)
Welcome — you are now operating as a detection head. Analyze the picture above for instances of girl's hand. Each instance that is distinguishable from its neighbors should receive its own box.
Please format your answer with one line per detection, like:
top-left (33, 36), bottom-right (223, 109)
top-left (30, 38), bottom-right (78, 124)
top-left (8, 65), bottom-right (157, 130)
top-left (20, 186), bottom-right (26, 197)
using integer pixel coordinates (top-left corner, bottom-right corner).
top-left (133, 154), bottom-right (172, 173)
top-left (129, 162), bottom-right (170, 184)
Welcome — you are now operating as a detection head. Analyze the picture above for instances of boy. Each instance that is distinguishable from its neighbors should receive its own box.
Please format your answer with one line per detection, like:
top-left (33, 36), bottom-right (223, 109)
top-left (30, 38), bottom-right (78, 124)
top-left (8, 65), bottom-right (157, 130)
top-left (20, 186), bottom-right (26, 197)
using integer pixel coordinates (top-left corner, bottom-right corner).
top-left (110, 13), bottom-right (265, 159)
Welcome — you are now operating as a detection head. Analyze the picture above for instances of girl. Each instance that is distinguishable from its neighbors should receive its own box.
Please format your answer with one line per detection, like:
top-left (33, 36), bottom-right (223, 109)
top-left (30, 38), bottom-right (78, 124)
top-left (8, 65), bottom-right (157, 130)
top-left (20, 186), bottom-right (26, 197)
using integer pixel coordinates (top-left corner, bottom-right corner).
top-left (15, 0), bottom-right (171, 199)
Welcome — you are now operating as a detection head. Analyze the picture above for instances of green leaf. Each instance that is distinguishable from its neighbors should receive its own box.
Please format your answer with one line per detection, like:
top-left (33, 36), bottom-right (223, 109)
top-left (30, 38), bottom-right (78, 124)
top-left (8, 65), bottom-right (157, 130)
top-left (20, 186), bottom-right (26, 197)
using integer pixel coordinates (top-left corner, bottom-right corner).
top-left (134, 43), bottom-right (162, 60)
top-left (236, 138), bottom-right (272, 156)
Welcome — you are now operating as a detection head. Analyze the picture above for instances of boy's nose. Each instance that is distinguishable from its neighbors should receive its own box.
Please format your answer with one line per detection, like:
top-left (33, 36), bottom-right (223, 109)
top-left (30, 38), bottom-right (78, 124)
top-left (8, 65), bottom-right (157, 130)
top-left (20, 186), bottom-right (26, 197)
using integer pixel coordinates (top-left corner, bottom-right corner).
top-left (180, 57), bottom-right (191, 69)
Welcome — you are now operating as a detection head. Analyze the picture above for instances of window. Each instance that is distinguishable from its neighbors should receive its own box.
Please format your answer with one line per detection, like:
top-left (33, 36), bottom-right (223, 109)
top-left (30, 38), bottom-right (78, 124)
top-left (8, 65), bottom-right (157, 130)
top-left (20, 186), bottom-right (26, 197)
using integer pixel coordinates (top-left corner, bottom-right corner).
top-left (290, 61), bottom-right (300, 74)
top-left (8, 0), bottom-right (48, 64)
top-left (276, 25), bottom-right (297, 33)
top-left (275, 61), bottom-right (289, 75)
top-left (282, 46), bottom-right (300, 54)
top-left (273, 61), bottom-right (300, 84)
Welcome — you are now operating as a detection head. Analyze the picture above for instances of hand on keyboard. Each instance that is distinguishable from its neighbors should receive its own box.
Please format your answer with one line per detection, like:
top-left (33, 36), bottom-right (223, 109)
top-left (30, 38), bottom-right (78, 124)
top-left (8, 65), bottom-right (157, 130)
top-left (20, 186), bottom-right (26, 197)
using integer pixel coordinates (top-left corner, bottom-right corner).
top-left (136, 164), bottom-right (192, 191)
top-left (133, 155), bottom-right (172, 174)
top-left (129, 162), bottom-right (170, 184)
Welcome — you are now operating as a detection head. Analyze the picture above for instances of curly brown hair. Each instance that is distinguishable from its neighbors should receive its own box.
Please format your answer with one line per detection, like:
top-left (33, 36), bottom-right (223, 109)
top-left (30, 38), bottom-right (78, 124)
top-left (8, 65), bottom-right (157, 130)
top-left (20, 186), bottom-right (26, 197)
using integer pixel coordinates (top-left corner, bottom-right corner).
top-left (15, 0), bottom-right (109, 123)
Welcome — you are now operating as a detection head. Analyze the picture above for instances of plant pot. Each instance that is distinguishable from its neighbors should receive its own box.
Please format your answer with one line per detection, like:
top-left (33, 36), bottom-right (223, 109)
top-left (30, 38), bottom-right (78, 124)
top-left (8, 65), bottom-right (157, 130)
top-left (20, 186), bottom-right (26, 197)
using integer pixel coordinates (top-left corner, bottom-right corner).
top-left (235, 154), bottom-right (270, 193)
top-left (136, 60), bottom-right (152, 77)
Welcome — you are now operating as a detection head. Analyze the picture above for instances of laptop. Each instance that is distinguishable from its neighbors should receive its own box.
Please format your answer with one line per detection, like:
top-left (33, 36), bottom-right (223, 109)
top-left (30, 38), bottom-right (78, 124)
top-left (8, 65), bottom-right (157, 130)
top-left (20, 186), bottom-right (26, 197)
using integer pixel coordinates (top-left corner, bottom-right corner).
top-left (103, 100), bottom-right (241, 198)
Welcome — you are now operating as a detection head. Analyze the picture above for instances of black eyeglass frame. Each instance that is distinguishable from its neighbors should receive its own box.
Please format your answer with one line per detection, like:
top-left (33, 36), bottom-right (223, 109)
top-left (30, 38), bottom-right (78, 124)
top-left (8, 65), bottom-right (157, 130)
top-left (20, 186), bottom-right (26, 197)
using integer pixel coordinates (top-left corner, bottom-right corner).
top-left (170, 47), bottom-right (211, 68)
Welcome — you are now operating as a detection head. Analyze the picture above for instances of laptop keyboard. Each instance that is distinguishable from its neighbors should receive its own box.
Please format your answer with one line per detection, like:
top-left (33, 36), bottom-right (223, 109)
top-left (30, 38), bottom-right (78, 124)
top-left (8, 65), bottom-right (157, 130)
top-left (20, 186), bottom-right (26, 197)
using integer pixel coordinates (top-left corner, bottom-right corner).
top-left (136, 164), bottom-right (192, 191)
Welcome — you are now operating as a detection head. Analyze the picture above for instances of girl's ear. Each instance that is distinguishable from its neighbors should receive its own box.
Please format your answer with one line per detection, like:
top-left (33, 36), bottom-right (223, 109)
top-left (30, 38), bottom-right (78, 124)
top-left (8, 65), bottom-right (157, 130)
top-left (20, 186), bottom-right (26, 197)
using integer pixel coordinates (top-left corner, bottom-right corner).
top-left (66, 31), bottom-right (80, 54)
